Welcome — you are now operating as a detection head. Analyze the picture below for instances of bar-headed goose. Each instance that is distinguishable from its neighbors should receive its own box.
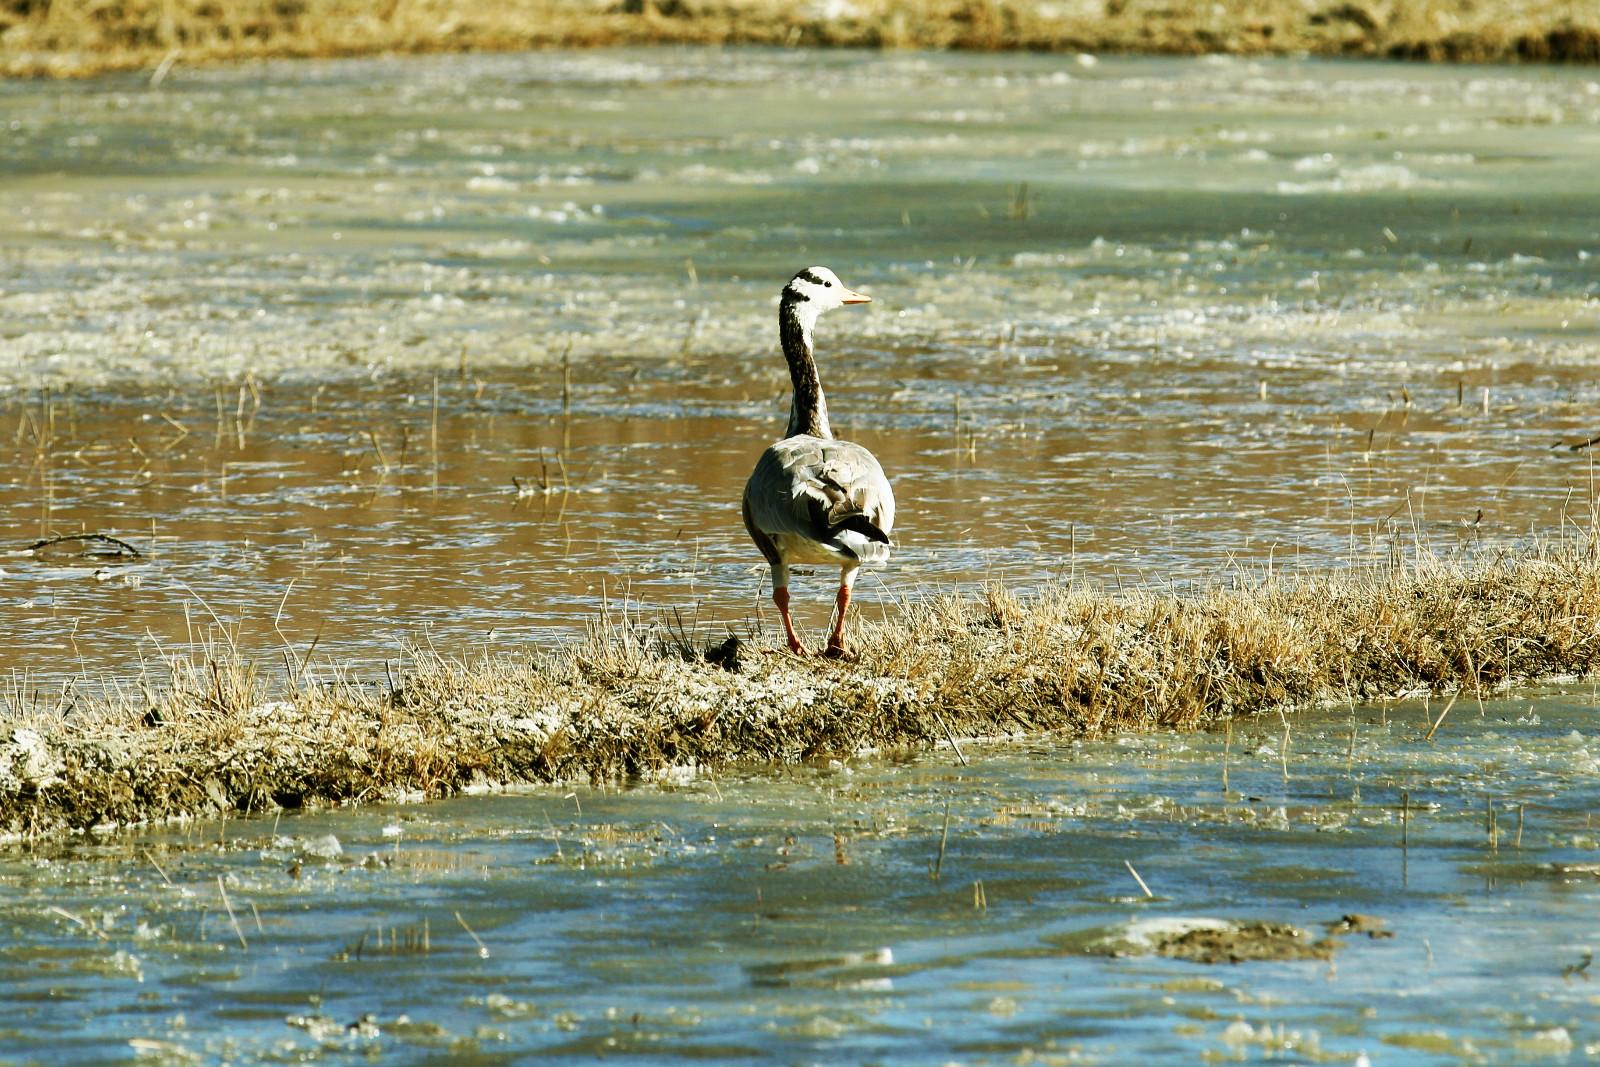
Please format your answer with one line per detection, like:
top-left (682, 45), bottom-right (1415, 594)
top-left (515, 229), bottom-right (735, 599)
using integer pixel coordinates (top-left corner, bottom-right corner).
top-left (742, 266), bottom-right (894, 657)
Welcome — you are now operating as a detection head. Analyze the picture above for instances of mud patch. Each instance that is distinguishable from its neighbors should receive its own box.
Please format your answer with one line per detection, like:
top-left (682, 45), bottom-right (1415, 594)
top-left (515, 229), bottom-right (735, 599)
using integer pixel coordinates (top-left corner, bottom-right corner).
top-left (1057, 917), bottom-right (1337, 964)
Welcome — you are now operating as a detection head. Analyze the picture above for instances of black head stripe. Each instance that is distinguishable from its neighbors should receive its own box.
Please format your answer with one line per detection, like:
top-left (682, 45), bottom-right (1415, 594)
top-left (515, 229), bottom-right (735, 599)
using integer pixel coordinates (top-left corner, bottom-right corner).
top-left (796, 269), bottom-right (825, 286)
top-left (782, 285), bottom-right (811, 303)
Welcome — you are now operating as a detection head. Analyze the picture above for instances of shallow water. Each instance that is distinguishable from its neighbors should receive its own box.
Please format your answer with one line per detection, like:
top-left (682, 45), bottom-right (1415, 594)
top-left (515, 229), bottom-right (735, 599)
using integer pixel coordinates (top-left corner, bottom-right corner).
top-left (4, 693), bottom-right (1600, 1063)
top-left (3, 50), bottom-right (1600, 678)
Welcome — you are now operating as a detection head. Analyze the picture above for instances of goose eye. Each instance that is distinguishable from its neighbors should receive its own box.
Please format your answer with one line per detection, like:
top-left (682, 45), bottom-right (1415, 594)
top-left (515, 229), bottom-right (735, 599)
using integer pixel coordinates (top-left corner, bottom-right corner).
top-left (823, 281), bottom-right (833, 287)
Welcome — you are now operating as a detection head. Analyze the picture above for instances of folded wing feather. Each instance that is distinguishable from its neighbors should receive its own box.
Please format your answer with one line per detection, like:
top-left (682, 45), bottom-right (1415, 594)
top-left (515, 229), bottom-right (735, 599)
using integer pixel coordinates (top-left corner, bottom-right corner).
top-left (745, 435), bottom-right (895, 561)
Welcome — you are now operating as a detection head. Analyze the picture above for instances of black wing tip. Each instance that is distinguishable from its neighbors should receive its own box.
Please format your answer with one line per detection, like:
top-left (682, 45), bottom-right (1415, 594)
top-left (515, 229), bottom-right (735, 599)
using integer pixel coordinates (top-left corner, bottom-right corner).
top-left (831, 514), bottom-right (891, 545)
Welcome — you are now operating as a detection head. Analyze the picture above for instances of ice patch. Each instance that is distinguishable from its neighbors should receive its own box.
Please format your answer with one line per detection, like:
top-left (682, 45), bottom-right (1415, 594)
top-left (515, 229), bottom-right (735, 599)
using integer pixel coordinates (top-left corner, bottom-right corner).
top-left (1276, 163), bottom-right (1435, 195)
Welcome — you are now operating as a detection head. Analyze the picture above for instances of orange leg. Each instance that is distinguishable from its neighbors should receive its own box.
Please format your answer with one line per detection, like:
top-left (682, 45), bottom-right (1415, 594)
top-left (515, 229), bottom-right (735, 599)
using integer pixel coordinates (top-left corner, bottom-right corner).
top-left (773, 587), bottom-right (806, 655)
top-left (824, 584), bottom-right (852, 658)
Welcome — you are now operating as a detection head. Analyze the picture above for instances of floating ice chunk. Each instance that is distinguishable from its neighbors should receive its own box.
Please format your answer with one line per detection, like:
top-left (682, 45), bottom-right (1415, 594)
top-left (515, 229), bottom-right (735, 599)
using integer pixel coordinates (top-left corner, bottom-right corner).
top-left (303, 834), bottom-right (343, 860)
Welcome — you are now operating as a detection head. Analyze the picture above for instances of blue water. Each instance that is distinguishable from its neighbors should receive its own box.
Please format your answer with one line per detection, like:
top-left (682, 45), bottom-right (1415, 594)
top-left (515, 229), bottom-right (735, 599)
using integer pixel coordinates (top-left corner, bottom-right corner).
top-left (4, 691), bottom-right (1599, 1063)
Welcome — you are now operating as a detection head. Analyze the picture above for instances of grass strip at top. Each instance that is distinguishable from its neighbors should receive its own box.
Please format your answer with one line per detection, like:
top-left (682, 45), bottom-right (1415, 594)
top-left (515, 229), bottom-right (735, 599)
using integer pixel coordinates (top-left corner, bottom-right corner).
top-left (4, 544), bottom-right (1600, 840)
top-left (4, 0), bottom-right (1599, 78)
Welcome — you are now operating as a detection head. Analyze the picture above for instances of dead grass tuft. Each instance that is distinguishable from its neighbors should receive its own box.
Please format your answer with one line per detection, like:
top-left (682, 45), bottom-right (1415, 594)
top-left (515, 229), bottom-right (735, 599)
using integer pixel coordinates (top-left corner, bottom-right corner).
top-left (5, 543), bottom-right (1600, 839)
top-left (2, 0), bottom-right (1598, 77)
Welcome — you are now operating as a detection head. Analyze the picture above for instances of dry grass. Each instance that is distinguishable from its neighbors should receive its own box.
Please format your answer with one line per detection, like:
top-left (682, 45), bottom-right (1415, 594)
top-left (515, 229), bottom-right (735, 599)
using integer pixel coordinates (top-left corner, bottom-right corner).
top-left (6, 542), bottom-right (1600, 839)
top-left (2, 0), bottom-right (1598, 78)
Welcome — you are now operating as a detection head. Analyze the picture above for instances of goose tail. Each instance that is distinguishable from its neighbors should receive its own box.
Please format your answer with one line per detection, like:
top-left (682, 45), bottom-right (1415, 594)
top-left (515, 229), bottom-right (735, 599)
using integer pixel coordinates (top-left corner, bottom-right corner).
top-left (831, 514), bottom-right (893, 563)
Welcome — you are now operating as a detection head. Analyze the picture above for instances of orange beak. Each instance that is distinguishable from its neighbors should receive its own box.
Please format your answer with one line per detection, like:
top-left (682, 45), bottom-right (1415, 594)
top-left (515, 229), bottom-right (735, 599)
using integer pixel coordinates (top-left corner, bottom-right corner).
top-left (840, 287), bottom-right (872, 305)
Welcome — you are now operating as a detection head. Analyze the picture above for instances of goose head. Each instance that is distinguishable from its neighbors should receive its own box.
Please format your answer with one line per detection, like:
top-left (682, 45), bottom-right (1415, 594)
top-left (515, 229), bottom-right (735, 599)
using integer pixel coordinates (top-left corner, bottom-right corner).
top-left (782, 266), bottom-right (871, 313)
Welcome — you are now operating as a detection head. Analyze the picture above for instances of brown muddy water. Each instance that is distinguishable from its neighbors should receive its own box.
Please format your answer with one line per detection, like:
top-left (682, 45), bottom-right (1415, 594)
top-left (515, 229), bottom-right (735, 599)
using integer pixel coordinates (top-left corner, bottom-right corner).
top-left (11, 347), bottom-right (1600, 683)
top-left (3, 47), bottom-right (1600, 1063)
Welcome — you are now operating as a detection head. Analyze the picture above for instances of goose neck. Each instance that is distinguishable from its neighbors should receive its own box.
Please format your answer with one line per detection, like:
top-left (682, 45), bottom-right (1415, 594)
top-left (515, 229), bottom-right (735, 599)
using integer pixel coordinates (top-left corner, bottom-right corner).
top-left (779, 298), bottom-right (832, 439)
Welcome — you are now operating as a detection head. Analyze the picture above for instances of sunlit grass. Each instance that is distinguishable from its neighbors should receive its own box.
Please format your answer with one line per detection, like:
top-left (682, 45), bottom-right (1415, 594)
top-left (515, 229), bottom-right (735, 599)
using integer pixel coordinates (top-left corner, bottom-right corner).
top-left (6, 539), bottom-right (1600, 839)
top-left (3, 0), bottom-right (1597, 78)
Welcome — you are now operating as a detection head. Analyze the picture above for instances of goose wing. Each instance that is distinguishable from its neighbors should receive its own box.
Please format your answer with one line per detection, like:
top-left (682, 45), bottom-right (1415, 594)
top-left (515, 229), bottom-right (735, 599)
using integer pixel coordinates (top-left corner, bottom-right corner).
top-left (744, 435), bottom-right (895, 561)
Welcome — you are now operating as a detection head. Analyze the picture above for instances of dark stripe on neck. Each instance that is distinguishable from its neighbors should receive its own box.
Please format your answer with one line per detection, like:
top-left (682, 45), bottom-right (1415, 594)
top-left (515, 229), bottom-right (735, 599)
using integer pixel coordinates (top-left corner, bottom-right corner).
top-left (779, 300), bottom-right (828, 439)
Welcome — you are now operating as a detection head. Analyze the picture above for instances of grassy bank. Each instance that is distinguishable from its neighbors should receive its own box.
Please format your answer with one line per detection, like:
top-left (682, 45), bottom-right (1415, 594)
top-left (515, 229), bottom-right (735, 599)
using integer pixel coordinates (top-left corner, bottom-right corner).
top-left (5, 545), bottom-right (1600, 840)
top-left (3, 0), bottom-right (1599, 77)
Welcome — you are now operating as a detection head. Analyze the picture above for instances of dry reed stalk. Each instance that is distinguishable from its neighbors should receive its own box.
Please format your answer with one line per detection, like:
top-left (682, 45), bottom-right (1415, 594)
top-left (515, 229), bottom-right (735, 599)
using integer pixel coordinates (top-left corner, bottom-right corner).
top-left (1124, 859), bottom-right (1153, 898)
top-left (218, 874), bottom-right (248, 949)
top-left (455, 911), bottom-right (490, 957)
top-left (143, 847), bottom-right (173, 886)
